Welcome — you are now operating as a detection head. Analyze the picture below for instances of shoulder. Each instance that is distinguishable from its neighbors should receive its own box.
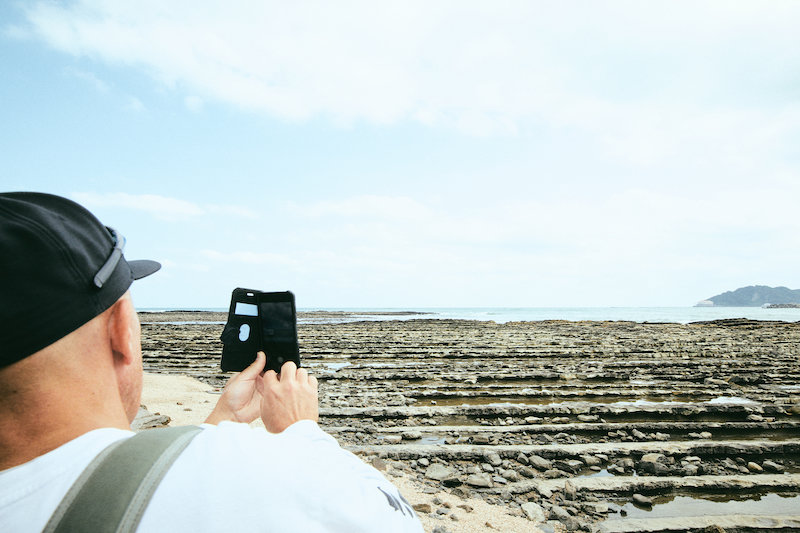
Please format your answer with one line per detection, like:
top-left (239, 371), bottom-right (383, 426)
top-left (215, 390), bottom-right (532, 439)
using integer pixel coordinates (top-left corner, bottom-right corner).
top-left (0, 428), bottom-right (133, 533)
top-left (139, 422), bottom-right (423, 532)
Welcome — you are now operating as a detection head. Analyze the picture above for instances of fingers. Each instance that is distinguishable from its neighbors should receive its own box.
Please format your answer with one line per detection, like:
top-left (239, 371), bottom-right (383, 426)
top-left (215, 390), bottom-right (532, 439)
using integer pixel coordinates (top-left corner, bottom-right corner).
top-left (278, 360), bottom-right (297, 381)
top-left (278, 361), bottom-right (316, 388)
top-left (297, 366), bottom-right (309, 383)
top-left (264, 369), bottom-right (279, 387)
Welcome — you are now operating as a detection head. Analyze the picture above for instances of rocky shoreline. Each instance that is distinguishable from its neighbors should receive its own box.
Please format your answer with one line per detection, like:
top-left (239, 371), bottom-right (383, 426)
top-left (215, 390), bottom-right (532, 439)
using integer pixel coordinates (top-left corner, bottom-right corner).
top-left (139, 314), bottom-right (800, 531)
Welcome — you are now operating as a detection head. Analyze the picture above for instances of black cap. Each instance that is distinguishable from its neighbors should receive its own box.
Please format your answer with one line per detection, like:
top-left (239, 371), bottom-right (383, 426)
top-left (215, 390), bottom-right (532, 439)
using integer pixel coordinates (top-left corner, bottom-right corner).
top-left (0, 192), bottom-right (161, 367)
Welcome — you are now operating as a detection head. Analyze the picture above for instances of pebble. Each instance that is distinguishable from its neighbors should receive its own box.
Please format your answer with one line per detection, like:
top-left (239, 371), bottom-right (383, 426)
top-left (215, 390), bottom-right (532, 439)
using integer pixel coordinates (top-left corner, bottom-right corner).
top-left (413, 503), bottom-right (432, 513)
top-left (537, 485), bottom-right (553, 499)
top-left (465, 473), bottom-right (493, 488)
top-left (425, 464), bottom-right (457, 482)
top-left (632, 494), bottom-right (653, 507)
top-left (581, 454), bottom-right (601, 466)
top-left (418, 458), bottom-right (430, 467)
top-left (554, 459), bottom-right (583, 474)
top-left (583, 502), bottom-right (609, 514)
top-left (486, 451), bottom-right (502, 466)
top-left (549, 504), bottom-right (570, 520)
top-left (564, 480), bottom-right (577, 500)
top-left (521, 502), bottom-right (546, 523)
top-left (528, 454), bottom-right (553, 470)
top-left (747, 461), bottom-right (763, 473)
top-left (641, 452), bottom-right (666, 463)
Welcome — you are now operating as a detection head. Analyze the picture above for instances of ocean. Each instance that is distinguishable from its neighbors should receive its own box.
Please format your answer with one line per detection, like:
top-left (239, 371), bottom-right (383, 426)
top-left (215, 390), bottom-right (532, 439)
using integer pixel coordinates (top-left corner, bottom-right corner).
top-left (139, 306), bottom-right (800, 324)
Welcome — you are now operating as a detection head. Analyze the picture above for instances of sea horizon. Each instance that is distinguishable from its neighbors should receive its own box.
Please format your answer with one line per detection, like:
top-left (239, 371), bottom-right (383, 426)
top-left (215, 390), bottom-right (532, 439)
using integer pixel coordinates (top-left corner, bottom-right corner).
top-left (137, 306), bottom-right (800, 325)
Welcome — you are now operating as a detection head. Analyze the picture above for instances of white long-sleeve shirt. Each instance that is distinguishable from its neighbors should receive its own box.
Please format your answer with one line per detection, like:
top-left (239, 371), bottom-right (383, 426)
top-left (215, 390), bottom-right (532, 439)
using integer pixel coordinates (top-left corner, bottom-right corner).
top-left (0, 420), bottom-right (423, 532)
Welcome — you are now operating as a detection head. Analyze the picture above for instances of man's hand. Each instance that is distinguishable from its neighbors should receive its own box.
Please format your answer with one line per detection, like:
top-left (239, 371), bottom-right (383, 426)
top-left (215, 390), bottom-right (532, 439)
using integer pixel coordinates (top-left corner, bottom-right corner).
top-left (205, 351), bottom-right (266, 424)
top-left (261, 361), bottom-right (319, 433)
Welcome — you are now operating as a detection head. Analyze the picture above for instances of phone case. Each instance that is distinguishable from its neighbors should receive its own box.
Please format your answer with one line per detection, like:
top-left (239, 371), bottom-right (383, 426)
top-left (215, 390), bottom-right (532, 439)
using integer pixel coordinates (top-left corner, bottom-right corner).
top-left (220, 288), bottom-right (300, 373)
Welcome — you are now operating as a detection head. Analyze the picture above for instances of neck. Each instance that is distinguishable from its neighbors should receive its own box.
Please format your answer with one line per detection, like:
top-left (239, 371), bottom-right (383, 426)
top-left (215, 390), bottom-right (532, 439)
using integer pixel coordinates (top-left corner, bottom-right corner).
top-left (0, 343), bottom-right (131, 470)
top-left (0, 402), bottom-right (130, 470)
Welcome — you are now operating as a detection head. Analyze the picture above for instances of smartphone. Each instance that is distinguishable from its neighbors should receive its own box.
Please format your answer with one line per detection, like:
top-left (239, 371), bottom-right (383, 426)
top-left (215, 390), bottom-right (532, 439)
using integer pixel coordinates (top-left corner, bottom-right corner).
top-left (220, 288), bottom-right (300, 373)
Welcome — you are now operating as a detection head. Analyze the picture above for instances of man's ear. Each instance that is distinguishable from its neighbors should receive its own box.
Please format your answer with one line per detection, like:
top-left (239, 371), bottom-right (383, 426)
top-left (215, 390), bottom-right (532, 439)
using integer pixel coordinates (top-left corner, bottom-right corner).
top-left (108, 295), bottom-right (136, 366)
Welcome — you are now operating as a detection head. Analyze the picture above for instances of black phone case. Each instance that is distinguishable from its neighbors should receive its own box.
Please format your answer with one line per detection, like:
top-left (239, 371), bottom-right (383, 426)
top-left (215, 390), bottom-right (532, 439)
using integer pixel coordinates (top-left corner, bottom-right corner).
top-left (220, 288), bottom-right (300, 373)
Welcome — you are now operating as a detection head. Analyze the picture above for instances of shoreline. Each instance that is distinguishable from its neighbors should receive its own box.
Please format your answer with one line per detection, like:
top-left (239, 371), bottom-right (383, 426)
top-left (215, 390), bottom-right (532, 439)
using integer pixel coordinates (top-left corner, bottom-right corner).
top-left (137, 306), bottom-right (800, 326)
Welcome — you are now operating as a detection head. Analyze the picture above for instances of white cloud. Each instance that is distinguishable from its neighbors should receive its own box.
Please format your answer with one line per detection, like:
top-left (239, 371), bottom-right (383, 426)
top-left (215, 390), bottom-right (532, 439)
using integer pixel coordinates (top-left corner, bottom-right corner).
top-left (124, 96), bottom-right (145, 112)
top-left (268, 188), bottom-right (800, 305)
top-left (71, 192), bottom-right (258, 221)
top-left (19, 1), bottom-right (800, 142)
top-left (64, 66), bottom-right (108, 92)
top-left (201, 249), bottom-right (296, 266)
top-left (14, 2), bottom-right (798, 305)
top-left (290, 195), bottom-right (431, 220)
top-left (184, 95), bottom-right (203, 112)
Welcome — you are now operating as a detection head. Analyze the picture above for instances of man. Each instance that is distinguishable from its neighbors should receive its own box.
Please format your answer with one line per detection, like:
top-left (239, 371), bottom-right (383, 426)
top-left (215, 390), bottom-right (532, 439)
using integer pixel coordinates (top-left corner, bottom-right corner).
top-left (0, 192), bottom-right (422, 532)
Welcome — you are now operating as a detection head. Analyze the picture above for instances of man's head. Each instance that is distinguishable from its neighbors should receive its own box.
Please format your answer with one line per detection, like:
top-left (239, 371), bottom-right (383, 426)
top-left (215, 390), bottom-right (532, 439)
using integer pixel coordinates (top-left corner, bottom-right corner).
top-left (0, 193), bottom-right (160, 427)
top-left (0, 192), bottom-right (160, 367)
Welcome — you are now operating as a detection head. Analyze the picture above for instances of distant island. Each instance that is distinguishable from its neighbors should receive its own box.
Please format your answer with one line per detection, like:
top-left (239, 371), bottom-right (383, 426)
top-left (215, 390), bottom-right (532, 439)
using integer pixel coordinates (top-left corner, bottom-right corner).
top-left (696, 285), bottom-right (800, 307)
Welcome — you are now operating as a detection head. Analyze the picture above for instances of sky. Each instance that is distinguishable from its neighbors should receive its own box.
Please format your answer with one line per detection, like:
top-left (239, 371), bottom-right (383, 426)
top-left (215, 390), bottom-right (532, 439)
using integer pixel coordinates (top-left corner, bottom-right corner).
top-left (2, 1), bottom-right (799, 308)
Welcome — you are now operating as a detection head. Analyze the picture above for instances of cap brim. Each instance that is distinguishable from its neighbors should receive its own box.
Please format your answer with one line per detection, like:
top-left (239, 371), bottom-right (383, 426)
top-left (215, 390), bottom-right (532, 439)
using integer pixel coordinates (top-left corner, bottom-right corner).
top-left (129, 259), bottom-right (161, 280)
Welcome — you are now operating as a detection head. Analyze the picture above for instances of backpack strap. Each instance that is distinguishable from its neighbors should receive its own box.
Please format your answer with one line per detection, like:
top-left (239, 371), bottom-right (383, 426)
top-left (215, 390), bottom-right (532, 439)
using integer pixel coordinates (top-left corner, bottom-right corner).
top-left (44, 425), bottom-right (203, 533)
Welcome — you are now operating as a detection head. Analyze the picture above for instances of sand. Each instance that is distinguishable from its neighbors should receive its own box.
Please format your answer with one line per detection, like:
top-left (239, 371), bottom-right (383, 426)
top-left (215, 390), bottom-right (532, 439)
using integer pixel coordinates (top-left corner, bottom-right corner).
top-left (141, 372), bottom-right (544, 533)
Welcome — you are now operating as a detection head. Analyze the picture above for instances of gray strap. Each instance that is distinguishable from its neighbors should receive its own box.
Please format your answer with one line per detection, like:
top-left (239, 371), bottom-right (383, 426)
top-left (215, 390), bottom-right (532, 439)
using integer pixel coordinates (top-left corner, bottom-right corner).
top-left (44, 425), bottom-right (203, 533)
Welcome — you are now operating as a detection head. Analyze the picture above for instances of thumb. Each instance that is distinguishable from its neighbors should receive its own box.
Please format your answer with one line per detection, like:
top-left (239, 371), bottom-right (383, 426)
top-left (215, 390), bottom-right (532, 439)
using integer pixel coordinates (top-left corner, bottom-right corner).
top-left (241, 351), bottom-right (266, 379)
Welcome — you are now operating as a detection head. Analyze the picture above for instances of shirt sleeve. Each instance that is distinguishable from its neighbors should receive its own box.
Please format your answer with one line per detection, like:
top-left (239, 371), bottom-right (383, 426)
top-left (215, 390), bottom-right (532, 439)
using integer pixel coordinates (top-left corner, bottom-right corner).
top-left (140, 421), bottom-right (424, 533)
top-left (272, 420), bottom-right (424, 532)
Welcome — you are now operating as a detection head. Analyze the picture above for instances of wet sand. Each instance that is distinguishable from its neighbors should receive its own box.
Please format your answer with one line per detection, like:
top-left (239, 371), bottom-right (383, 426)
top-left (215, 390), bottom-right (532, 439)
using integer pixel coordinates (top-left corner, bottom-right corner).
top-left (138, 314), bottom-right (800, 531)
